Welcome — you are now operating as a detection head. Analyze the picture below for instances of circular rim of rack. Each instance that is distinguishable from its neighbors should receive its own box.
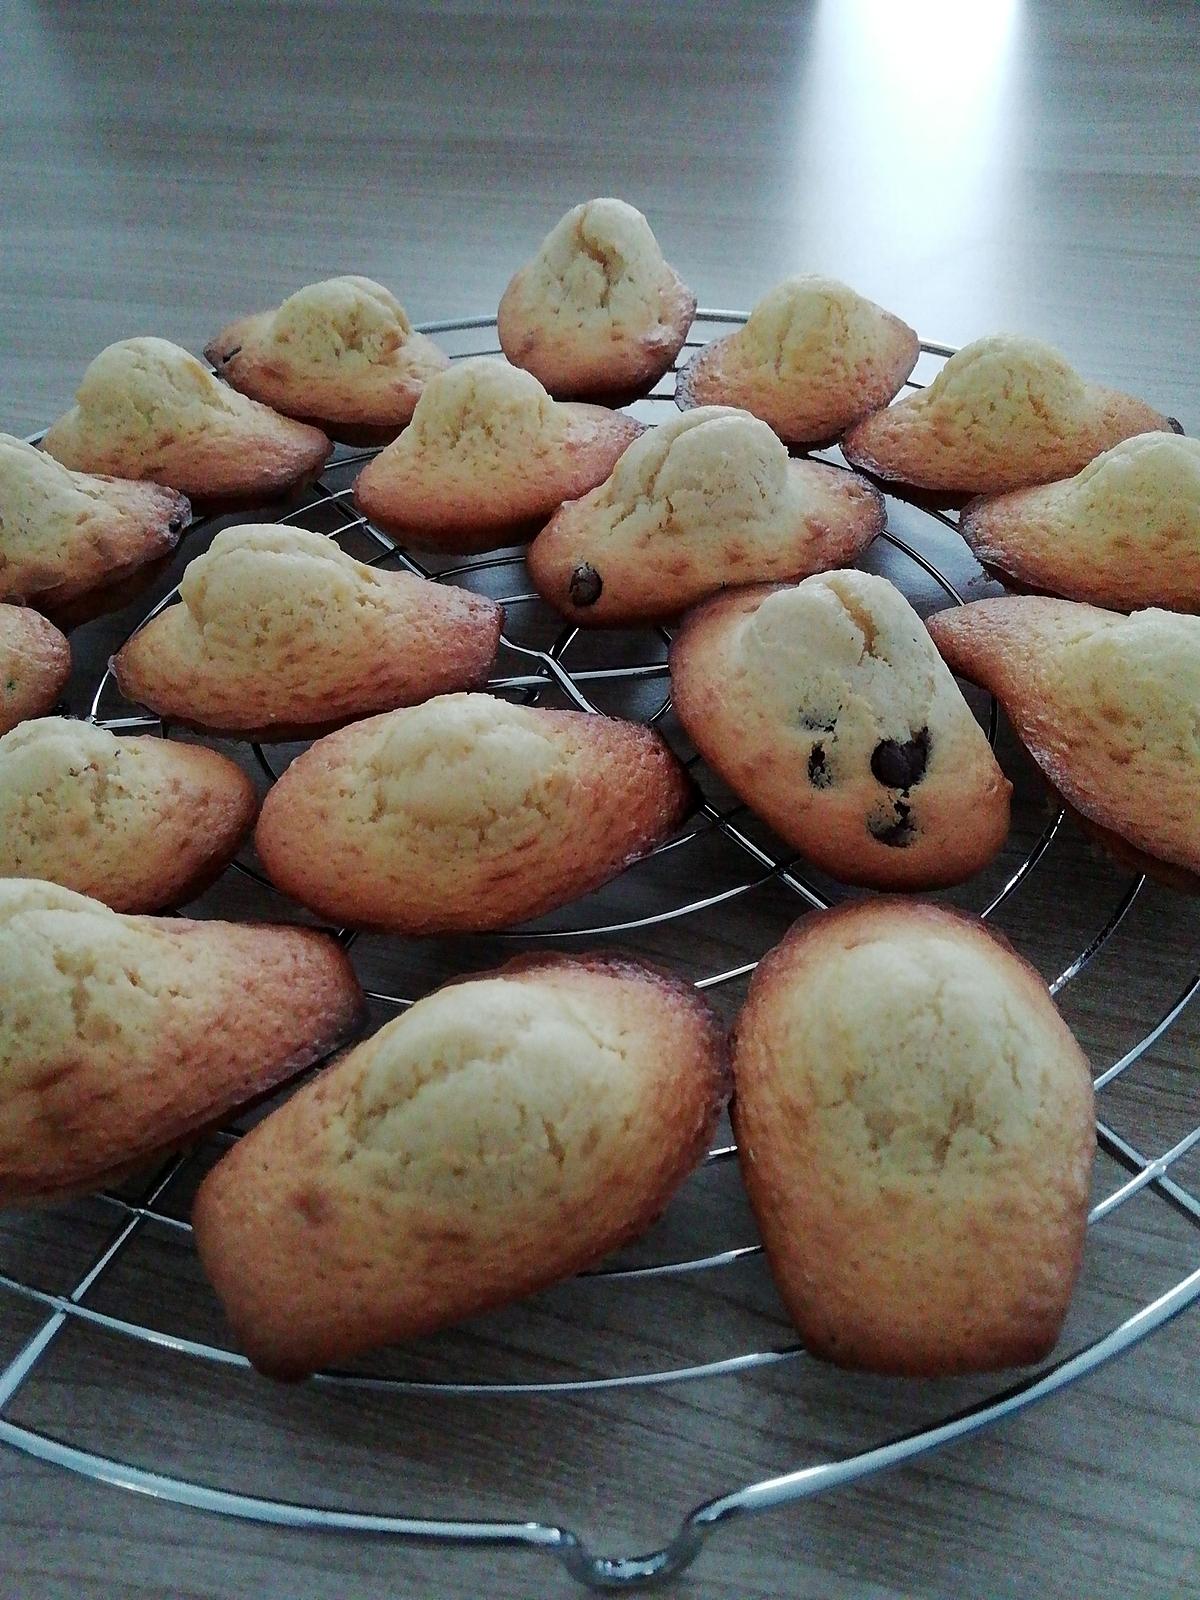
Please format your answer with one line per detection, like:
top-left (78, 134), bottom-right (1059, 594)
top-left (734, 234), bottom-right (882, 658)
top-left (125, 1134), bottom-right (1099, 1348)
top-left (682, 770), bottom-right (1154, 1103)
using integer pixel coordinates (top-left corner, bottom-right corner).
top-left (4, 310), bottom-right (1199, 1592)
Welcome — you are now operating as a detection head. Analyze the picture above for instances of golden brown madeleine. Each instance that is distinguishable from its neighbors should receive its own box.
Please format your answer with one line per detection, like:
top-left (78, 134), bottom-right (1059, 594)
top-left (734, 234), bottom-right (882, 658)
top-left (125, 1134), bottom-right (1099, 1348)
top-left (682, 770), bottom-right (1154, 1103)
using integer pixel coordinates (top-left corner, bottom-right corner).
top-left (255, 692), bottom-right (695, 931)
top-left (928, 596), bottom-right (1200, 886)
top-left (353, 357), bottom-right (643, 553)
top-left (0, 878), bottom-right (364, 1207)
top-left (41, 337), bottom-right (331, 503)
top-left (0, 718), bottom-right (257, 911)
top-left (112, 525), bottom-right (501, 740)
top-left (205, 275), bottom-right (449, 445)
top-left (193, 951), bottom-right (727, 1378)
top-left (0, 605), bottom-right (70, 735)
top-left (498, 198), bottom-right (696, 400)
top-left (959, 432), bottom-right (1200, 612)
top-left (675, 276), bottom-right (918, 446)
top-left (0, 433), bottom-right (190, 608)
top-left (842, 335), bottom-right (1171, 497)
top-left (527, 406), bottom-right (885, 625)
top-left (670, 572), bottom-right (1010, 888)
top-left (732, 900), bottom-right (1094, 1376)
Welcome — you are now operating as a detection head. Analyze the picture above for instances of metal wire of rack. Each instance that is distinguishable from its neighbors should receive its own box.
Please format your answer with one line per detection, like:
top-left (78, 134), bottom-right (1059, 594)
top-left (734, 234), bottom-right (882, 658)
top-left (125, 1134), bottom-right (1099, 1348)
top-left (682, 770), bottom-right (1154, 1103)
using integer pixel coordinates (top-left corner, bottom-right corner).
top-left (1, 313), bottom-right (1198, 1592)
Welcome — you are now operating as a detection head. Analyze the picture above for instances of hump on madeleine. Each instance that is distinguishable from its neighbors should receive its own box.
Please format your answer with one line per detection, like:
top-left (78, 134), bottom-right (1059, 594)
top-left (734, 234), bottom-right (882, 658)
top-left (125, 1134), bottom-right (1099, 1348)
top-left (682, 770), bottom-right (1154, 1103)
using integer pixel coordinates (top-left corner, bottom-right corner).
top-left (40, 337), bottom-right (330, 501)
top-left (527, 405), bottom-right (884, 624)
top-left (731, 899), bottom-right (1094, 1375)
top-left (112, 523), bottom-right (501, 738)
top-left (254, 691), bottom-right (694, 931)
top-left (205, 276), bottom-right (449, 441)
top-left (0, 717), bottom-right (257, 911)
top-left (353, 357), bottom-right (643, 552)
top-left (192, 952), bottom-right (727, 1377)
top-left (670, 571), bottom-right (1010, 888)
top-left (498, 198), bottom-right (696, 398)
top-left (0, 433), bottom-right (190, 607)
top-left (842, 335), bottom-right (1171, 496)
top-left (675, 276), bottom-right (918, 444)
top-left (960, 432), bottom-right (1200, 612)
top-left (0, 878), bottom-right (363, 1207)
top-left (0, 604), bottom-right (71, 736)
top-left (928, 596), bottom-right (1200, 884)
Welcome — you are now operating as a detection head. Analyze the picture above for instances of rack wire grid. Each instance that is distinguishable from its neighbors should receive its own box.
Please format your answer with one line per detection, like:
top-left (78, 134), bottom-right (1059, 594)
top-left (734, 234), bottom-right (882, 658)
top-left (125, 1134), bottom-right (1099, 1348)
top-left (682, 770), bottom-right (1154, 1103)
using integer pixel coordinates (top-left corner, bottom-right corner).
top-left (2, 313), bottom-right (1198, 1593)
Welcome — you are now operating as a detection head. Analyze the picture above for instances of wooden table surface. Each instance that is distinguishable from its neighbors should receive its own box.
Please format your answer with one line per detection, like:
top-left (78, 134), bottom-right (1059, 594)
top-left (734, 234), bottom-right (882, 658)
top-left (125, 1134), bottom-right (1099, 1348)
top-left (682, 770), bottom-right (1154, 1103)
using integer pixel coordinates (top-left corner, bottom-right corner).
top-left (2, 3), bottom-right (1199, 1597)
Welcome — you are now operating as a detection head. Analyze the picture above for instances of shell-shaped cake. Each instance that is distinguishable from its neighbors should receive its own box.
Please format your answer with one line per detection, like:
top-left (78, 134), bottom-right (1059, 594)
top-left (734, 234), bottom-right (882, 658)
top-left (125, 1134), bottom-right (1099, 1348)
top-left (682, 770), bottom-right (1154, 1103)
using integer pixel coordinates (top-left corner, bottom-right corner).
top-left (0, 878), bottom-right (364, 1207)
top-left (112, 524), bottom-right (502, 739)
top-left (731, 900), bottom-right (1094, 1375)
top-left (675, 276), bottom-right (918, 445)
top-left (0, 604), bottom-right (71, 736)
top-left (842, 335), bottom-right (1171, 497)
top-left (206, 275), bottom-right (449, 444)
top-left (0, 433), bottom-right (190, 608)
top-left (959, 432), bottom-right (1200, 612)
top-left (193, 952), bottom-right (728, 1378)
top-left (42, 337), bottom-right (331, 502)
top-left (498, 197), bottom-right (696, 399)
top-left (254, 692), bottom-right (695, 931)
top-left (353, 357), bottom-right (643, 552)
top-left (670, 571), bottom-right (1011, 888)
top-left (928, 596), bottom-right (1200, 887)
top-left (0, 718), bottom-right (256, 910)
top-left (527, 406), bottom-right (884, 624)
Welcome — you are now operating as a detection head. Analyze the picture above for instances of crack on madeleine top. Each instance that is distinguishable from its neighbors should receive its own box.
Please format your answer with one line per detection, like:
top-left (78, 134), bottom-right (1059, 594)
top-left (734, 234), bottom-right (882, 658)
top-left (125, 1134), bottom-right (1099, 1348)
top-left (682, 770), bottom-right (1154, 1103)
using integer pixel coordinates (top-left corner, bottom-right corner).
top-left (1029, 432), bottom-right (1200, 553)
top-left (0, 435), bottom-right (130, 570)
top-left (1053, 607), bottom-right (1200, 765)
top-left (0, 879), bottom-right (190, 1070)
top-left (350, 693), bottom-right (576, 849)
top-left (520, 198), bottom-right (678, 335)
top-left (385, 357), bottom-right (571, 468)
top-left (329, 977), bottom-right (638, 1208)
top-left (264, 276), bottom-right (414, 372)
top-left (172, 523), bottom-right (393, 662)
top-left (731, 276), bottom-right (902, 382)
top-left (896, 335), bottom-right (1092, 445)
top-left (45, 338), bottom-right (293, 466)
top-left (584, 406), bottom-right (795, 547)
top-left (766, 929), bottom-right (1063, 1182)
top-left (0, 717), bottom-right (203, 867)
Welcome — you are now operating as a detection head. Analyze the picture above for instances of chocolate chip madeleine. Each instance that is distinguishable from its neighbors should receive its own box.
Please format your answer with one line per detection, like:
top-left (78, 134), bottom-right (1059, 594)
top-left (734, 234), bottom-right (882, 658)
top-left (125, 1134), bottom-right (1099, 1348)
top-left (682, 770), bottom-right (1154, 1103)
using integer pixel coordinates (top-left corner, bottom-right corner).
top-left (527, 406), bottom-right (884, 625)
top-left (670, 571), bottom-right (1010, 887)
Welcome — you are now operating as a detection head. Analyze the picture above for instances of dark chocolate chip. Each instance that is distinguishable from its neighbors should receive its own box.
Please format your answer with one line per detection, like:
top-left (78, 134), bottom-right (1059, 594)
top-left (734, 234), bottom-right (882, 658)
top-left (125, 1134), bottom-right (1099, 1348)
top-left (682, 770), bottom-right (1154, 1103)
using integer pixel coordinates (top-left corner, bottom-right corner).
top-left (799, 709), bottom-right (838, 733)
top-left (871, 727), bottom-right (930, 790)
top-left (868, 800), bottom-right (916, 848)
top-left (1167, 416), bottom-right (1185, 435)
top-left (568, 563), bottom-right (603, 607)
top-left (807, 743), bottom-right (833, 789)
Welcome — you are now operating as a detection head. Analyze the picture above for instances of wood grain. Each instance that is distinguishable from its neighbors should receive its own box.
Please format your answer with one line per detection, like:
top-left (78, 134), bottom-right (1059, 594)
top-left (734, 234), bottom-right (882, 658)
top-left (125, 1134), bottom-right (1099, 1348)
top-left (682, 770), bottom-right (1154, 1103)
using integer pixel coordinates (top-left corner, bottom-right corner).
top-left (2, 2), bottom-right (1199, 1598)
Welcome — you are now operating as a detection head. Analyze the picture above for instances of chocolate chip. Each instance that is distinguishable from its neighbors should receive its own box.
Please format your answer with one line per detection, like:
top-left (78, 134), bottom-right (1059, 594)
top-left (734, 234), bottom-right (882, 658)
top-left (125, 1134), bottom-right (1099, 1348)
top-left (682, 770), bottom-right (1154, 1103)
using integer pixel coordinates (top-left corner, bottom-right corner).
top-left (871, 728), bottom-right (930, 790)
top-left (1167, 416), bottom-right (1185, 435)
top-left (808, 744), bottom-right (833, 788)
top-left (568, 563), bottom-right (603, 607)
top-left (799, 709), bottom-right (838, 733)
top-left (868, 801), bottom-right (916, 848)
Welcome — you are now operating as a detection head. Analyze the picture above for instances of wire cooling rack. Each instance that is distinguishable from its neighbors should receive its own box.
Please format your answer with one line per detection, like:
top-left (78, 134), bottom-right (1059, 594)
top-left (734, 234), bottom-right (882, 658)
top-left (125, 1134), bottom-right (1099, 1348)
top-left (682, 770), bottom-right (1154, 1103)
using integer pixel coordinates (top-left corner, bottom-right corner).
top-left (2, 314), bottom-right (1198, 1592)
